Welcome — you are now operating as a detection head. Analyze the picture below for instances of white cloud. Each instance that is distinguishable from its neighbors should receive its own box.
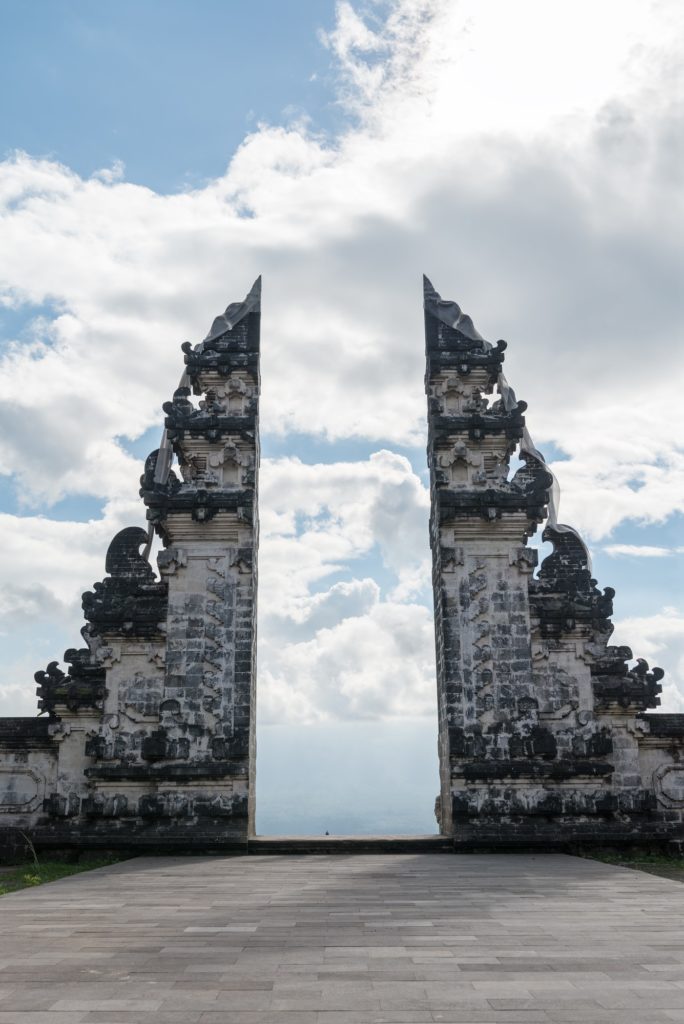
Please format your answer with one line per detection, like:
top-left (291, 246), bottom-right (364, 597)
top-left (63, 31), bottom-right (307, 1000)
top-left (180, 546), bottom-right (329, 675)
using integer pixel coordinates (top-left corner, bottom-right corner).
top-left (259, 599), bottom-right (436, 724)
top-left (604, 544), bottom-right (674, 558)
top-left (259, 451), bottom-right (430, 614)
top-left (0, 499), bottom-right (142, 607)
top-left (257, 452), bottom-right (435, 722)
top-left (0, 2), bottom-right (681, 492)
top-left (0, 683), bottom-right (40, 718)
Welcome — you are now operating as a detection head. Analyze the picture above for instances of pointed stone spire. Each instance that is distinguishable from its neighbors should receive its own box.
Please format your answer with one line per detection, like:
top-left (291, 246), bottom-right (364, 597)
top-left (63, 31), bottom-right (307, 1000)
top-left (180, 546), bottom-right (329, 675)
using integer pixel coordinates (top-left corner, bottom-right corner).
top-left (423, 275), bottom-right (486, 342)
top-left (203, 276), bottom-right (261, 345)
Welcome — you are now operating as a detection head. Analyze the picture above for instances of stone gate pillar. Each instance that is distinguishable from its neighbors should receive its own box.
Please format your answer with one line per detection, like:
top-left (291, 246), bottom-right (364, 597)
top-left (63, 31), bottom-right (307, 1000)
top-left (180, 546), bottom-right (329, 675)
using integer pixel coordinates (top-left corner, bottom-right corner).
top-left (424, 277), bottom-right (678, 848)
top-left (138, 278), bottom-right (262, 839)
top-left (424, 277), bottom-right (551, 837)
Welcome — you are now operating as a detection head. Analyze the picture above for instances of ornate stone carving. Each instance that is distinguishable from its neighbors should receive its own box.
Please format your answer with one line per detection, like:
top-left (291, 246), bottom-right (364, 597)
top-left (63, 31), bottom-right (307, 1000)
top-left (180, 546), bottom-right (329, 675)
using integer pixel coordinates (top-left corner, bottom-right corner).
top-left (593, 656), bottom-right (663, 712)
top-left (2, 275), bottom-right (683, 856)
top-left (35, 648), bottom-right (106, 719)
top-left (529, 525), bottom-right (614, 638)
top-left (82, 527), bottom-right (168, 638)
top-left (654, 764), bottom-right (684, 807)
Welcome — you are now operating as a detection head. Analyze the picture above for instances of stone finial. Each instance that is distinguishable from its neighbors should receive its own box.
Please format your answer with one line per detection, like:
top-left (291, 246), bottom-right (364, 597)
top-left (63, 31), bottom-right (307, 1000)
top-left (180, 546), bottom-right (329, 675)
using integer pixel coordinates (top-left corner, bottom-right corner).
top-left (423, 276), bottom-right (486, 342)
top-left (203, 276), bottom-right (261, 345)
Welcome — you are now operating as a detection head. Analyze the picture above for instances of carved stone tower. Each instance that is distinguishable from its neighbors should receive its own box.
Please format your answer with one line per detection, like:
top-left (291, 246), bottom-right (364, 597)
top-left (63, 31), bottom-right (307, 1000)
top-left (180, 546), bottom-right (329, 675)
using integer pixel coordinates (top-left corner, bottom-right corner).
top-left (0, 281), bottom-right (261, 852)
top-left (138, 277), bottom-right (261, 840)
top-left (425, 277), bottom-right (684, 847)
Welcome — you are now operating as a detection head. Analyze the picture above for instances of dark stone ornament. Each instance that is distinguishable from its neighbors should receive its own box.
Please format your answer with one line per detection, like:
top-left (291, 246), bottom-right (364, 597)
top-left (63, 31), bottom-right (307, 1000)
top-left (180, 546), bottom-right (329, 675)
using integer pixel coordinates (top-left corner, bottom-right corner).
top-left (434, 450), bottom-right (552, 530)
top-left (82, 527), bottom-right (168, 638)
top-left (530, 525), bottom-right (615, 638)
top-left (424, 315), bottom-right (508, 383)
top-left (162, 387), bottom-right (254, 442)
top-left (181, 278), bottom-right (261, 384)
top-left (593, 656), bottom-right (664, 712)
top-left (139, 449), bottom-right (181, 497)
top-left (530, 526), bottom-right (663, 710)
top-left (141, 729), bottom-right (168, 762)
top-left (35, 648), bottom-right (107, 718)
top-left (431, 402), bottom-right (527, 446)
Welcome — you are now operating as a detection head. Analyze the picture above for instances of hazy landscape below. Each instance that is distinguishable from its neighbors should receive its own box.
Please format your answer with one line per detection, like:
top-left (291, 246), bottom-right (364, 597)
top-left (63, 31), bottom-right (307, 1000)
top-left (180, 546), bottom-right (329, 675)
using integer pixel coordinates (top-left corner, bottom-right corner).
top-left (256, 719), bottom-right (440, 835)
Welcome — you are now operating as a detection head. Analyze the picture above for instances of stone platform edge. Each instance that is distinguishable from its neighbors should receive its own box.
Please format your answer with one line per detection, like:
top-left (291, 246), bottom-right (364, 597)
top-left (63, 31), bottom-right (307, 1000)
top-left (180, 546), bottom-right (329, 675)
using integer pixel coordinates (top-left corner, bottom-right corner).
top-left (3, 827), bottom-right (684, 860)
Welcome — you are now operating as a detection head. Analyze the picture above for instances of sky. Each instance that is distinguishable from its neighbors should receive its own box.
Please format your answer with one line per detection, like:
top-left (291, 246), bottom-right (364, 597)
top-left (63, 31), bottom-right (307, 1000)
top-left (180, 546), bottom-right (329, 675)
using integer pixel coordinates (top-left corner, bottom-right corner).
top-left (0, 0), bottom-right (682, 835)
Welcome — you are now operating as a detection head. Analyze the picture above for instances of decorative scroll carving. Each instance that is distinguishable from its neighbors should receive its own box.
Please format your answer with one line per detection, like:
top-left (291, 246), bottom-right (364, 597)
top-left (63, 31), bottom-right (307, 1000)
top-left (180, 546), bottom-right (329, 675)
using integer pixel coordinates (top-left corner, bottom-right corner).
top-left (35, 649), bottom-right (106, 719)
top-left (530, 525), bottom-right (614, 638)
top-left (654, 764), bottom-right (684, 807)
top-left (139, 449), bottom-right (181, 496)
top-left (82, 527), bottom-right (168, 638)
top-left (593, 656), bottom-right (663, 712)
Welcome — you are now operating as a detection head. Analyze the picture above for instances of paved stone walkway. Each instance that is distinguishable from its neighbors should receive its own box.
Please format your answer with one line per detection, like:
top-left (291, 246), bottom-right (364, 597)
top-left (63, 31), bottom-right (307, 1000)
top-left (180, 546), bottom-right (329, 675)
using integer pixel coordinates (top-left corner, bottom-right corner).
top-left (1, 852), bottom-right (684, 1023)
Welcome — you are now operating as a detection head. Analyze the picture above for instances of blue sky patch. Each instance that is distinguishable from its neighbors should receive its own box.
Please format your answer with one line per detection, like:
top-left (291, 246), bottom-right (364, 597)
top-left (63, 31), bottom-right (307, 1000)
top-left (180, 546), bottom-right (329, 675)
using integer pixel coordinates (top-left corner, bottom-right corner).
top-left (0, 0), bottom-right (340, 194)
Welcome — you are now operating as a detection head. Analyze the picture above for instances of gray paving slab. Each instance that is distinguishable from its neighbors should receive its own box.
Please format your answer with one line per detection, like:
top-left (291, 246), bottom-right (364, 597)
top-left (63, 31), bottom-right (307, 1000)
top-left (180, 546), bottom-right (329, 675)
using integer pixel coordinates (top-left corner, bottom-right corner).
top-left (1, 853), bottom-right (683, 1023)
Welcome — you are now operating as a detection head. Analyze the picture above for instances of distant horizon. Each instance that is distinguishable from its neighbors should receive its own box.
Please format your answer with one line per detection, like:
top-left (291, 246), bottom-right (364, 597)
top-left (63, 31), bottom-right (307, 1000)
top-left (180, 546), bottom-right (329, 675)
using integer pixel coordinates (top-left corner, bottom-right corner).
top-left (256, 720), bottom-right (440, 836)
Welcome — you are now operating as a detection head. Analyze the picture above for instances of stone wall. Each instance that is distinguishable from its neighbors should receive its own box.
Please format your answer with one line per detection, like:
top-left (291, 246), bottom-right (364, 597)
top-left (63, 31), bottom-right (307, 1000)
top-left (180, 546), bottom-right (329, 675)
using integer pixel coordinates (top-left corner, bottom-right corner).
top-left (0, 720), bottom-right (57, 826)
top-left (425, 276), bottom-right (684, 848)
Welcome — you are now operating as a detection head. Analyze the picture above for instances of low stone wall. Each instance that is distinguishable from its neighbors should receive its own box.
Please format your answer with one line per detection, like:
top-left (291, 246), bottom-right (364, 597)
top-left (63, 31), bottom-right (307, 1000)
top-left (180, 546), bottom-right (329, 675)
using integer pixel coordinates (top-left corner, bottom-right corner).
top-left (0, 718), bottom-right (58, 857)
top-left (638, 714), bottom-right (684, 829)
top-left (0, 718), bottom-right (57, 817)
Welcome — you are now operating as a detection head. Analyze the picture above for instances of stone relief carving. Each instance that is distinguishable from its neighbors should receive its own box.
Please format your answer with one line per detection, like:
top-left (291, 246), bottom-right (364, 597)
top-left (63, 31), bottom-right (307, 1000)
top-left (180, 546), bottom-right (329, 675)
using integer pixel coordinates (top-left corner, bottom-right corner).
top-left (654, 765), bottom-right (684, 808)
top-left (424, 277), bottom-right (676, 844)
top-left (0, 767), bottom-right (45, 813)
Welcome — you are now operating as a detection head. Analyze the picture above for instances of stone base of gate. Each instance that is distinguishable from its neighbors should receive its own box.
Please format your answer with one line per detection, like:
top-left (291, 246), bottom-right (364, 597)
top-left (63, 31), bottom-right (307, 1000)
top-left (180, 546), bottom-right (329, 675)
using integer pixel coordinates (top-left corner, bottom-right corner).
top-left (248, 834), bottom-right (453, 854)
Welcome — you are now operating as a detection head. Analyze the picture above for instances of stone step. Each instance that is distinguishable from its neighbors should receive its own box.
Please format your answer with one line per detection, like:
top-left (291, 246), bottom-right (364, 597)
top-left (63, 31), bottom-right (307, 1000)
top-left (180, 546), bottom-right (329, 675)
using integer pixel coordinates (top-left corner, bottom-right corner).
top-left (248, 834), bottom-right (453, 854)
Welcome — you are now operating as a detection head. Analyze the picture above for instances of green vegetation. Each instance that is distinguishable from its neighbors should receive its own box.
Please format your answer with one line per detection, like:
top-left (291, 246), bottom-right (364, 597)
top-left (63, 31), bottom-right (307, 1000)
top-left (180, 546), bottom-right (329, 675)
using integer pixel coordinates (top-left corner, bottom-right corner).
top-left (0, 856), bottom-right (123, 896)
top-left (581, 849), bottom-right (684, 882)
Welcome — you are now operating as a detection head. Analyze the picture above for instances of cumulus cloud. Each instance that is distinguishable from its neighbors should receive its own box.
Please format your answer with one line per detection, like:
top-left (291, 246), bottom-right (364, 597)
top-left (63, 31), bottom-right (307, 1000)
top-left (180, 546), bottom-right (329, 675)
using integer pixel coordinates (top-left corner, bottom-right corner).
top-left (0, 1), bottom-right (681, 493)
top-left (257, 453), bottom-right (434, 723)
top-left (259, 599), bottom-right (436, 724)
top-left (0, 499), bottom-right (142, 607)
top-left (259, 451), bottom-right (430, 615)
top-left (0, 0), bottom-right (682, 716)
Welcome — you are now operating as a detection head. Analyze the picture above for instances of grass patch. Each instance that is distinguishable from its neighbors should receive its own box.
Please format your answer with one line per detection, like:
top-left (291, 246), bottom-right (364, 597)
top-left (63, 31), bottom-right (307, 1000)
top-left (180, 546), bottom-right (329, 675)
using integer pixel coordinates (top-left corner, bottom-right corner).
top-left (0, 856), bottom-right (124, 896)
top-left (580, 849), bottom-right (684, 881)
